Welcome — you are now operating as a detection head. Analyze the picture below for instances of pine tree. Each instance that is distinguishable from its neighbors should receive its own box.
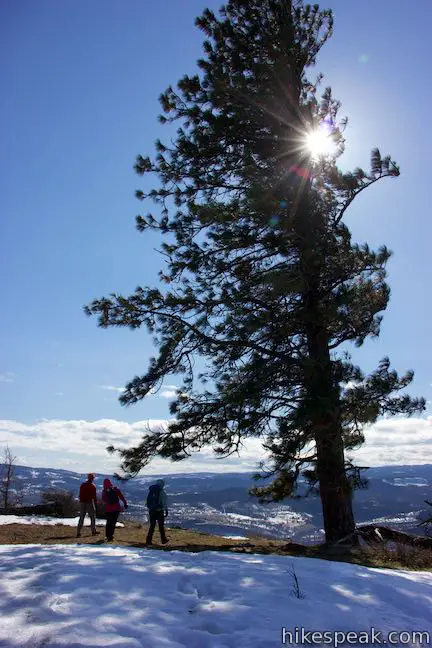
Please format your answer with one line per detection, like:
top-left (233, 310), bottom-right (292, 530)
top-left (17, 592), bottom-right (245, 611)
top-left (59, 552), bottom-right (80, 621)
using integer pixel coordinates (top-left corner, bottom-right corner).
top-left (85, 0), bottom-right (425, 544)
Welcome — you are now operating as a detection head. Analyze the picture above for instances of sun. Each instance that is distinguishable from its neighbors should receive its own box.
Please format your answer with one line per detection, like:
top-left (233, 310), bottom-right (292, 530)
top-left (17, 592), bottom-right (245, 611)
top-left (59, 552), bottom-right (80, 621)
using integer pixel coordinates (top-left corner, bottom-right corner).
top-left (305, 121), bottom-right (337, 160)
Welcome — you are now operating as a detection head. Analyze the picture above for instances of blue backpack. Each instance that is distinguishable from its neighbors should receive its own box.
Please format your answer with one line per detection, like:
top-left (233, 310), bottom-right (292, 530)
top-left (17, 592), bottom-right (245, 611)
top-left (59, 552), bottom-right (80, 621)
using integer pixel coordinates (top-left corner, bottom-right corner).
top-left (146, 484), bottom-right (162, 511)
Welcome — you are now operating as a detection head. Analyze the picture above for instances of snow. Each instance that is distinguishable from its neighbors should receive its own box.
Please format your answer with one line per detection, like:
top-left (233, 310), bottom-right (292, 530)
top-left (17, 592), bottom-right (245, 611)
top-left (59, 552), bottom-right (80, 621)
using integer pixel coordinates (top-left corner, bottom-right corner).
top-left (383, 478), bottom-right (429, 487)
top-left (173, 502), bottom-right (311, 538)
top-left (0, 545), bottom-right (430, 648)
top-left (0, 515), bottom-right (124, 528)
top-left (364, 511), bottom-right (419, 526)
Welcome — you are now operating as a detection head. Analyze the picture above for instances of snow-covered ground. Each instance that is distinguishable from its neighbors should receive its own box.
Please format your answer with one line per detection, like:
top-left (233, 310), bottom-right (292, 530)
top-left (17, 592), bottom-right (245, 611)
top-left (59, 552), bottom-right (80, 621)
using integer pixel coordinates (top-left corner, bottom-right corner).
top-left (0, 545), bottom-right (430, 648)
top-left (0, 515), bottom-right (124, 528)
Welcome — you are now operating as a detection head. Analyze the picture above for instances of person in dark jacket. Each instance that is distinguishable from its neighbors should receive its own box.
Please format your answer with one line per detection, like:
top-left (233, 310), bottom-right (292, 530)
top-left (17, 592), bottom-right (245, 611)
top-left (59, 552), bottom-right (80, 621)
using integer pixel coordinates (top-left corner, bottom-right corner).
top-left (77, 473), bottom-right (99, 538)
top-left (101, 478), bottom-right (128, 542)
top-left (146, 479), bottom-right (169, 545)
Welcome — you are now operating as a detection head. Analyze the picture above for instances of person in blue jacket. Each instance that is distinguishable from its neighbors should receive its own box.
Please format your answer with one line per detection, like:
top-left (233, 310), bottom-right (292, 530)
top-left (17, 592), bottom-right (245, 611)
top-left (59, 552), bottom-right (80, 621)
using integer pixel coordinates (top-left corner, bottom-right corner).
top-left (145, 479), bottom-right (169, 545)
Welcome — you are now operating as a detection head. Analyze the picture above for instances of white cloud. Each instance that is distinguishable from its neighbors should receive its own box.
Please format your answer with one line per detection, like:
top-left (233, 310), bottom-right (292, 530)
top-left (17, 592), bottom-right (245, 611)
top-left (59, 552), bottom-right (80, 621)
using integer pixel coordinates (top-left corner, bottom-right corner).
top-left (0, 418), bottom-right (261, 475)
top-left (160, 390), bottom-right (178, 399)
top-left (0, 373), bottom-right (15, 384)
top-left (100, 384), bottom-right (179, 398)
top-left (350, 416), bottom-right (432, 467)
top-left (0, 418), bottom-right (170, 474)
top-left (159, 385), bottom-right (190, 400)
top-left (158, 385), bottom-right (181, 399)
top-left (0, 416), bottom-right (430, 475)
top-left (100, 385), bottom-right (125, 394)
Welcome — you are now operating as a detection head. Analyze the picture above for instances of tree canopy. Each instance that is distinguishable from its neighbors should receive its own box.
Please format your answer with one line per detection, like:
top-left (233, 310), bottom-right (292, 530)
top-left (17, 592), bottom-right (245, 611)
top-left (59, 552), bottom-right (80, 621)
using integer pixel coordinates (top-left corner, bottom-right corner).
top-left (85, 0), bottom-right (425, 543)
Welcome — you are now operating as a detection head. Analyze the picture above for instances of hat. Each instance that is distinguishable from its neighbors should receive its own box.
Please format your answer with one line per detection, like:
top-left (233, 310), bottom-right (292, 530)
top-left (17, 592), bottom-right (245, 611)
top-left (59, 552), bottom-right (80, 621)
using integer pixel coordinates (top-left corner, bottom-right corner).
top-left (87, 473), bottom-right (95, 480)
top-left (157, 479), bottom-right (165, 487)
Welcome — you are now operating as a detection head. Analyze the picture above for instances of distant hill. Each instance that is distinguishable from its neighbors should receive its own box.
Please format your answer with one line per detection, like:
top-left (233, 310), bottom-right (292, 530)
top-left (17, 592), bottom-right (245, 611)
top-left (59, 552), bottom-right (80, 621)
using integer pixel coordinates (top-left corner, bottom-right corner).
top-left (6, 463), bottom-right (432, 543)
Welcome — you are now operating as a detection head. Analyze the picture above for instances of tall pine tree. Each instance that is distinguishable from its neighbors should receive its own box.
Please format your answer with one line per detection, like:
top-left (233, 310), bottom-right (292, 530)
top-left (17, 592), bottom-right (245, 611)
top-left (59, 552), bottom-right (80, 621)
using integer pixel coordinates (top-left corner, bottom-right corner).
top-left (85, 0), bottom-right (425, 544)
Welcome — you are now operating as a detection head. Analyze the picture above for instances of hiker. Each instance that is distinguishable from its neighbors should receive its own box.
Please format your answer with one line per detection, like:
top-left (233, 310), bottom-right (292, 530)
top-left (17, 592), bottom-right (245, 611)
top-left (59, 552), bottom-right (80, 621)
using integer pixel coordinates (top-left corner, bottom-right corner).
top-left (77, 472), bottom-right (98, 538)
top-left (101, 478), bottom-right (128, 542)
top-left (146, 479), bottom-right (169, 545)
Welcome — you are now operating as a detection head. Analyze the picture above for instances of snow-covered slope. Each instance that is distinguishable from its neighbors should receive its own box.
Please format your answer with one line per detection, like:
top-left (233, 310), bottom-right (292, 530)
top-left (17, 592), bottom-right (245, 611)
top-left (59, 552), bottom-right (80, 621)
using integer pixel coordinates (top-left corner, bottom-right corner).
top-left (0, 545), bottom-right (430, 648)
top-left (0, 515), bottom-right (123, 527)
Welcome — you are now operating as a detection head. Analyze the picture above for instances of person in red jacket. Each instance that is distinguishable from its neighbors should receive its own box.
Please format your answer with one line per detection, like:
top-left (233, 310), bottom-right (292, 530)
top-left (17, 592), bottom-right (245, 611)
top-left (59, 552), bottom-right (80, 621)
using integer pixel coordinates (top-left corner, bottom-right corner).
top-left (77, 473), bottom-right (98, 538)
top-left (101, 478), bottom-right (128, 542)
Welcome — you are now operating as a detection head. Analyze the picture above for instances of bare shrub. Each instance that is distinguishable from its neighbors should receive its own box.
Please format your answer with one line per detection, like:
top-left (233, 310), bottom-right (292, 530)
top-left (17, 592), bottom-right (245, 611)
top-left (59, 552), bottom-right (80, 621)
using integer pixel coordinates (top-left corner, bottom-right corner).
top-left (287, 562), bottom-right (305, 599)
top-left (40, 489), bottom-right (79, 517)
top-left (363, 543), bottom-right (432, 570)
top-left (0, 445), bottom-right (22, 512)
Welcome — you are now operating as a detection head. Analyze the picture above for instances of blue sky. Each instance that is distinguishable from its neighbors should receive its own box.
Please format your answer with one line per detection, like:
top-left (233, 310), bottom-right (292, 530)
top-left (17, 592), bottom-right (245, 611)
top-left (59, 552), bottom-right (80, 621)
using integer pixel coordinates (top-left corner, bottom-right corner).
top-left (1, 0), bottom-right (431, 472)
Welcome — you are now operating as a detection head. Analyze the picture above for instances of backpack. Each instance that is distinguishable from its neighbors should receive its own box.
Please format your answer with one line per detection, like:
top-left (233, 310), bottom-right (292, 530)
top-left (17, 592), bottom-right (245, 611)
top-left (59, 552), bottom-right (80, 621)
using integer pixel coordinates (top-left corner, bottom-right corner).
top-left (146, 484), bottom-right (162, 511)
top-left (105, 487), bottom-right (119, 506)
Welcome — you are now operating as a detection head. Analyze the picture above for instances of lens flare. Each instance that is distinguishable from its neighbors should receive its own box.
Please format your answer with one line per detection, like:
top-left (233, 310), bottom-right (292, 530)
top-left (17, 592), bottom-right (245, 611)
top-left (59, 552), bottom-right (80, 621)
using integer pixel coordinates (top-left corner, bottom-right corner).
top-left (269, 215), bottom-right (280, 227)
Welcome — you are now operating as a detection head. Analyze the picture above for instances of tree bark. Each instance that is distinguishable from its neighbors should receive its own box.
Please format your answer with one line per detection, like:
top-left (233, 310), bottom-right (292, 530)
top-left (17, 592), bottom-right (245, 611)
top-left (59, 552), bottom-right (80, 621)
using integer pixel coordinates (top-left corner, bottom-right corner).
top-left (315, 424), bottom-right (356, 544)
top-left (304, 285), bottom-right (356, 544)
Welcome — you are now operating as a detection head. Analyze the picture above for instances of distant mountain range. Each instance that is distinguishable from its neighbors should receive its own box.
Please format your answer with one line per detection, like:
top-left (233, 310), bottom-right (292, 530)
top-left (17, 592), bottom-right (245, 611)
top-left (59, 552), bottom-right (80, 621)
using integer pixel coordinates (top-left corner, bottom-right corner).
top-left (7, 463), bottom-right (432, 543)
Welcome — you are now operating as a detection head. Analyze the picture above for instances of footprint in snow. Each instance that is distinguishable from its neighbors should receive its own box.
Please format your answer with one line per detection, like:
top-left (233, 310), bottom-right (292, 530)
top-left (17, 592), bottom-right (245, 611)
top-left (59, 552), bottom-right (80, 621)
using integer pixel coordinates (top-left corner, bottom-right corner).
top-left (177, 575), bottom-right (198, 595)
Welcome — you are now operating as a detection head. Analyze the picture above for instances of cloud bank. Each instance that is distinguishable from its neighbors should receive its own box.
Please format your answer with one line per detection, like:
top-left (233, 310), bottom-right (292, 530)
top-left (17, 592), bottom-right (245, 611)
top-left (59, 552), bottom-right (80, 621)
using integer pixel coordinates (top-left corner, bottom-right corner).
top-left (0, 416), bottom-right (430, 475)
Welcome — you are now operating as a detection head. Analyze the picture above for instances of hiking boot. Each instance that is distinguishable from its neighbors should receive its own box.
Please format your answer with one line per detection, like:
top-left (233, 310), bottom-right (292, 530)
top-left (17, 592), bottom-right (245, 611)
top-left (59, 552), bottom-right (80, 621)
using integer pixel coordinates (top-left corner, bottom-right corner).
top-left (92, 531), bottom-right (100, 536)
top-left (76, 533), bottom-right (81, 538)
top-left (161, 538), bottom-right (169, 545)
top-left (145, 541), bottom-right (152, 546)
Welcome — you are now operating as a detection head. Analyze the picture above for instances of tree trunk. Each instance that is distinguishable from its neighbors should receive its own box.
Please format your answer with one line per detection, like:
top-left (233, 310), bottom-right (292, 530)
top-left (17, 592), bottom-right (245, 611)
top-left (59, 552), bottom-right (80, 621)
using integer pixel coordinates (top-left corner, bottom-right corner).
top-left (304, 287), bottom-right (356, 544)
top-left (290, 176), bottom-right (357, 544)
top-left (315, 426), bottom-right (356, 544)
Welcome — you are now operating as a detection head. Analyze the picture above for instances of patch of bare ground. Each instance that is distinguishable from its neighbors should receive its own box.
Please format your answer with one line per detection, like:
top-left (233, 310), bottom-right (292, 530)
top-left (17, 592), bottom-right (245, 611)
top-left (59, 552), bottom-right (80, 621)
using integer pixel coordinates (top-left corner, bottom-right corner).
top-left (0, 520), bottom-right (430, 570)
